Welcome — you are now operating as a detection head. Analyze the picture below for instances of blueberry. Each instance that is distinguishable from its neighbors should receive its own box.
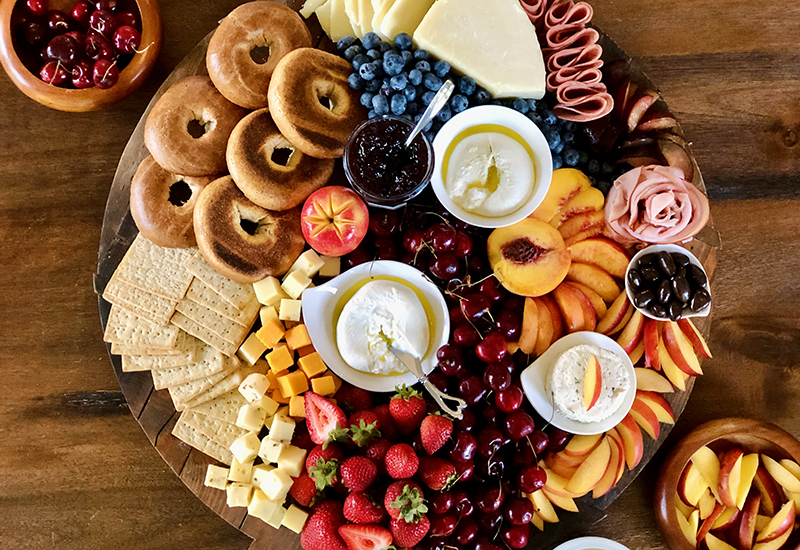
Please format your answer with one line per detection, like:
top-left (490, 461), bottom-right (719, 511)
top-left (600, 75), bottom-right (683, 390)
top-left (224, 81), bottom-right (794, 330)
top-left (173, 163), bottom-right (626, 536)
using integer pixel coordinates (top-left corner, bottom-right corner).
top-left (364, 78), bottom-right (381, 93)
top-left (344, 45), bottom-right (363, 61)
top-left (433, 60), bottom-right (451, 78)
top-left (415, 60), bottom-right (431, 73)
top-left (359, 62), bottom-right (378, 81)
top-left (403, 86), bottom-right (417, 101)
top-left (395, 33), bottom-right (413, 50)
top-left (526, 98), bottom-right (538, 111)
top-left (337, 36), bottom-right (357, 52)
top-left (541, 109), bottom-right (558, 126)
top-left (596, 180), bottom-right (612, 195)
top-left (490, 99), bottom-right (503, 106)
top-left (368, 109), bottom-right (377, 118)
top-left (526, 111), bottom-right (542, 124)
top-left (451, 94), bottom-right (469, 113)
top-left (601, 161), bottom-right (614, 175)
top-left (379, 41), bottom-right (393, 53)
top-left (407, 101), bottom-right (420, 115)
top-left (423, 119), bottom-right (434, 132)
top-left (401, 50), bottom-right (413, 66)
top-left (586, 159), bottom-right (600, 175)
top-left (563, 148), bottom-right (580, 166)
top-left (380, 81), bottom-right (393, 96)
top-left (553, 141), bottom-right (564, 154)
top-left (352, 54), bottom-right (369, 71)
top-left (544, 128), bottom-right (561, 150)
top-left (348, 73), bottom-right (364, 90)
top-left (422, 91), bottom-right (436, 105)
top-left (390, 93), bottom-right (408, 115)
top-left (562, 131), bottom-right (575, 144)
top-left (372, 94), bottom-right (389, 116)
top-left (390, 73), bottom-right (408, 90)
top-left (458, 76), bottom-right (476, 96)
top-left (578, 151), bottom-right (589, 165)
top-left (413, 49), bottom-right (430, 60)
top-left (436, 105), bottom-right (452, 122)
top-left (474, 88), bottom-right (490, 104)
top-left (362, 32), bottom-right (382, 50)
top-left (360, 92), bottom-right (375, 108)
top-left (563, 121), bottom-right (577, 132)
top-left (512, 98), bottom-right (530, 114)
top-left (408, 69), bottom-right (423, 86)
top-left (366, 48), bottom-right (381, 61)
top-left (423, 72), bottom-right (443, 91)
top-left (383, 52), bottom-right (405, 76)
top-left (552, 154), bottom-right (563, 170)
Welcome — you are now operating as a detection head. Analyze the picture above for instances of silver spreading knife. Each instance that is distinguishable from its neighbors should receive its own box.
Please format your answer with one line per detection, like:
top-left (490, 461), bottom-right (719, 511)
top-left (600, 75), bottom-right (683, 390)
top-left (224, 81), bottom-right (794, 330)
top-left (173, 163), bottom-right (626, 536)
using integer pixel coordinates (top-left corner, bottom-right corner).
top-left (390, 347), bottom-right (467, 420)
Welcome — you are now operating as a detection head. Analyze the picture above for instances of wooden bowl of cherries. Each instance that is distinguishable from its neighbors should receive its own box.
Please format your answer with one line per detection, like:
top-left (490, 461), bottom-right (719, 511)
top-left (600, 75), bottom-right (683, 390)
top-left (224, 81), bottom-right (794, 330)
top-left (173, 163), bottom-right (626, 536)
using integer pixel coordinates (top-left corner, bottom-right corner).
top-left (0, 0), bottom-right (161, 111)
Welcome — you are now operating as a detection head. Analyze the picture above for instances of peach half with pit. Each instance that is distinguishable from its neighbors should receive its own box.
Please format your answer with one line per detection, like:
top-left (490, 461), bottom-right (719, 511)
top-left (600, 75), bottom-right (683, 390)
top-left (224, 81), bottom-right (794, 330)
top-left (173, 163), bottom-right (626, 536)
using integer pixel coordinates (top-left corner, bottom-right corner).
top-left (487, 218), bottom-right (571, 297)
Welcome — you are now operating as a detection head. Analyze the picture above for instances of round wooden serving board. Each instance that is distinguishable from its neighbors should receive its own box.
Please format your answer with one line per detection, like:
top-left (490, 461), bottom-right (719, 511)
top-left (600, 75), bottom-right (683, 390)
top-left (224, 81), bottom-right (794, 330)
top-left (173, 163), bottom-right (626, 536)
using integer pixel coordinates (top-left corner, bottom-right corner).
top-left (94, 2), bottom-right (720, 548)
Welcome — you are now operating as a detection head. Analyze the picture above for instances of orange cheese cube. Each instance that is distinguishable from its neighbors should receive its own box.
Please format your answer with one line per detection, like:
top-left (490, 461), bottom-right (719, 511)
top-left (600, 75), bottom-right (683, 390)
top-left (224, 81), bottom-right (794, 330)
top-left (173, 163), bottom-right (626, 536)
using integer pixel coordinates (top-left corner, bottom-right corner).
top-left (256, 318), bottom-right (285, 349)
top-left (289, 395), bottom-right (306, 418)
top-left (271, 389), bottom-right (290, 404)
top-left (265, 371), bottom-right (279, 389)
top-left (284, 324), bottom-right (312, 351)
top-left (266, 344), bottom-right (294, 374)
top-left (296, 344), bottom-right (316, 357)
top-left (277, 370), bottom-right (309, 397)
top-left (297, 352), bottom-right (327, 379)
top-left (328, 370), bottom-right (343, 394)
top-left (311, 375), bottom-right (336, 397)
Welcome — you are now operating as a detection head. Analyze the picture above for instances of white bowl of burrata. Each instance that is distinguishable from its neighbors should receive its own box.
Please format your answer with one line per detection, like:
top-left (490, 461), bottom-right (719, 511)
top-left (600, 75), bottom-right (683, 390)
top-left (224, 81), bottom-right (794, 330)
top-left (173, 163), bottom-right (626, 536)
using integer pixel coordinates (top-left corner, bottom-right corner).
top-left (301, 260), bottom-right (450, 393)
top-left (520, 332), bottom-right (636, 436)
top-left (430, 105), bottom-right (553, 228)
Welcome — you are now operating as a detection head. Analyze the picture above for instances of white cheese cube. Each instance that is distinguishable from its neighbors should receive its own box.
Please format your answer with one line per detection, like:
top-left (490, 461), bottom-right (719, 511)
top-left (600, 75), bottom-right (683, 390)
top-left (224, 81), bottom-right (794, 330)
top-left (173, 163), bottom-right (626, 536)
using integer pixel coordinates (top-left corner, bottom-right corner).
top-left (259, 439), bottom-right (286, 464)
top-left (259, 305), bottom-right (279, 326)
top-left (229, 432), bottom-right (261, 463)
top-left (254, 276), bottom-right (288, 306)
top-left (267, 504), bottom-right (288, 529)
top-left (248, 488), bottom-right (282, 522)
top-left (318, 256), bottom-right (341, 277)
top-left (238, 333), bottom-right (268, 365)
top-left (250, 463), bottom-right (275, 488)
top-left (226, 482), bottom-right (253, 507)
top-left (277, 445), bottom-right (307, 477)
top-left (204, 464), bottom-right (229, 490)
top-left (228, 457), bottom-right (255, 483)
top-left (285, 250), bottom-right (325, 279)
top-left (239, 373), bottom-right (270, 402)
top-left (253, 394), bottom-right (280, 416)
top-left (279, 299), bottom-right (303, 322)
top-left (262, 468), bottom-right (293, 501)
top-left (237, 404), bottom-right (268, 432)
top-left (275, 406), bottom-right (290, 418)
top-left (281, 504), bottom-right (310, 533)
top-left (268, 415), bottom-right (296, 442)
top-left (281, 271), bottom-right (312, 299)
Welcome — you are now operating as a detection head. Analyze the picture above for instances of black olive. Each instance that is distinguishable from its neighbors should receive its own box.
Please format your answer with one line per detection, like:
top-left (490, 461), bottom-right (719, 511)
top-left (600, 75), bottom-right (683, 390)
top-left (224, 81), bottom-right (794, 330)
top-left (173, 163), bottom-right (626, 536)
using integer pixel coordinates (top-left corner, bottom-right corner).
top-left (628, 269), bottom-right (645, 292)
top-left (675, 265), bottom-right (687, 278)
top-left (672, 276), bottom-right (691, 303)
top-left (673, 253), bottom-right (691, 267)
top-left (634, 289), bottom-right (656, 308)
top-left (690, 265), bottom-right (708, 287)
top-left (668, 301), bottom-right (683, 320)
top-left (641, 265), bottom-right (661, 283)
top-left (657, 280), bottom-right (673, 304)
top-left (657, 251), bottom-right (676, 277)
top-left (650, 304), bottom-right (668, 318)
top-left (690, 288), bottom-right (711, 311)
top-left (638, 253), bottom-right (658, 267)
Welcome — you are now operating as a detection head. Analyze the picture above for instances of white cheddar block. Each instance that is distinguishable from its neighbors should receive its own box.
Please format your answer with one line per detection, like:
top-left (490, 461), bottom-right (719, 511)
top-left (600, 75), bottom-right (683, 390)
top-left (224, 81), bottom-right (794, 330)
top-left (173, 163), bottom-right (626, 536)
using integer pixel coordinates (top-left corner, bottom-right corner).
top-left (281, 504), bottom-right (310, 534)
top-left (239, 373), bottom-right (270, 402)
top-left (253, 394), bottom-right (280, 416)
top-left (268, 415), bottom-right (296, 442)
top-left (251, 463), bottom-right (275, 488)
top-left (204, 464), bottom-right (229, 490)
top-left (226, 482), bottom-right (253, 507)
top-left (414, 0), bottom-right (546, 99)
top-left (259, 439), bottom-right (286, 464)
top-left (279, 299), bottom-right (302, 322)
top-left (358, 0), bottom-right (375, 35)
top-left (371, 0), bottom-right (396, 39)
top-left (267, 503), bottom-right (288, 529)
top-left (277, 445), bottom-right (308, 477)
top-left (300, 0), bottom-right (329, 18)
top-left (248, 488), bottom-right (282, 522)
top-left (381, 0), bottom-right (435, 40)
top-left (237, 404), bottom-right (268, 432)
top-left (281, 271), bottom-right (312, 300)
top-left (286, 250), bottom-right (325, 280)
top-left (344, 0), bottom-right (362, 38)
top-left (254, 277), bottom-right (288, 307)
top-left (229, 432), bottom-right (261, 463)
top-left (259, 305), bottom-right (279, 326)
top-left (228, 457), bottom-right (255, 483)
top-left (262, 468), bottom-right (293, 501)
top-left (238, 333), bottom-right (268, 365)
top-left (329, 0), bottom-right (357, 41)
top-left (315, 0), bottom-right (333, 35)
top-left (318, 256), bottom-right (341, 278)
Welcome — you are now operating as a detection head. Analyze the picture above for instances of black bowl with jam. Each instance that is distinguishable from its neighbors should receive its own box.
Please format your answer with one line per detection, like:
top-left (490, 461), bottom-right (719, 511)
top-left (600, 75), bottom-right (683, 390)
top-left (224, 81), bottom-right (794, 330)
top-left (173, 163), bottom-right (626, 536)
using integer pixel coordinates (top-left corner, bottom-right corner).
top-left (344, 115), bottom-right (434, 209)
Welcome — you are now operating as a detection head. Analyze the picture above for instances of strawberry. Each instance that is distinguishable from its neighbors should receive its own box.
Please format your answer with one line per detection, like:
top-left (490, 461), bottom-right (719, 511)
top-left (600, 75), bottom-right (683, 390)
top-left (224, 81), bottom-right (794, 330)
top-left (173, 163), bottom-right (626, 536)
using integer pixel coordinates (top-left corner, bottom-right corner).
top-left (308, 457), bottom-right (340, 490)
top-left (389, 385), bottom-right (426, 434)
top-left (340, 456), bottom-right (377, 492)
top-left (385, 443), bottom-right (419, 479)
top-left (343, 491), bottom-right (386, 524)
top-left (363, 438), bottom-right (392, 472)
top-left (420, 414), bottom-right (453, 454)
top-left (390, 516), bottom-right (430, 548)
top-left (418, 456), bottom-right (457, 491)
top-left (289, 472), bottom-right (318, 507)
top-left (306, 443), bottom-right (345, 472)
top-left (336, 383), bottom-right (374, 413)
top-left (348, 411), bottom-right (381, 447)
top-left (384, 480), bottom-right (427, 521)
top-left (371, 404), bottom-right (398, 440)
top-left (305, 391), bottom-right (348, 445)
top-left (339, 524), bottom-right (393, 550)
top-left (301, 500), bottom-right (348, 550)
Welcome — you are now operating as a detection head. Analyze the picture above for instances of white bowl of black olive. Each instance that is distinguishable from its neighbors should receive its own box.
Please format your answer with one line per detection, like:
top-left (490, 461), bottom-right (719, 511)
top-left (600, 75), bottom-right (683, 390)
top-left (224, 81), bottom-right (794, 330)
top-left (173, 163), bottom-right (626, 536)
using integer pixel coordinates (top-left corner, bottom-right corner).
top-left (625, 244), bottom-right (711, 321)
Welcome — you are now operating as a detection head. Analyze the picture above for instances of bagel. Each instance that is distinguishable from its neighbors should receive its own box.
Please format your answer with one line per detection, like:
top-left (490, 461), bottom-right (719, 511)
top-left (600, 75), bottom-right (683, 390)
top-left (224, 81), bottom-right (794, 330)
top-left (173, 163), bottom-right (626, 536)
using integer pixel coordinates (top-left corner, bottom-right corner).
top-left (207, 1), bottom-right (312, 110)
top-left (144, 76), bottom-right (247, 176)
top-left (193, 176), bottom-right (305, 283)
top-left (227, 108), bottom-right (335, 211)
top-left (130, 155), bottom-right (215, 248)
top-left (268, 48), bottom-right (367, 158)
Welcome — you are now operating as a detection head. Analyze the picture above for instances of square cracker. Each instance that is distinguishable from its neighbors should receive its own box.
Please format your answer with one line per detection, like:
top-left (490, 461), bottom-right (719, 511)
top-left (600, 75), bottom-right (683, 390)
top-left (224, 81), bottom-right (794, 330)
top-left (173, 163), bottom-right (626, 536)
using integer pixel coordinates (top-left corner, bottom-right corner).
top-left (113, 236), bottom-right (195, 301)
top-left (178, 360), bottom-right (268, 411)
top-left (151, 342), bottom-right (229, 390)
top-left (114, 330), bottom-right (196, 361)
top-left (166, 351), bottom-right (239, 404)
top-left (175, 300), bottom-right (255, 343)
top-left (172, 410), bottom-right (246, 465)
top-left (122, 351), bottom-right (194, 372)
top-left (113, 343), bottom-right (181, 356)
top-left (170, 312), bottom-right (240, 356)
top-left (103, 305), bottom-right (179, 348)
top-left (188, 389), bottom-right (248, 425)
top-left (186, 253), bottom-right (255, 309)
top-left (104, 278), bottom-right (176, 326)
top-left (185, 279), bottom-right (261, 325)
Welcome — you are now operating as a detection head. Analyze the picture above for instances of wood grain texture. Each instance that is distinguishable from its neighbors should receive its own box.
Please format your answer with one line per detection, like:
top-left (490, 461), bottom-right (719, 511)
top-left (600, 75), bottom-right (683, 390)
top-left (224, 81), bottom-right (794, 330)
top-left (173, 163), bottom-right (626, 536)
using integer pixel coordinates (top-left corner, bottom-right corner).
top-left (0, 1), bottom-right (798, 550)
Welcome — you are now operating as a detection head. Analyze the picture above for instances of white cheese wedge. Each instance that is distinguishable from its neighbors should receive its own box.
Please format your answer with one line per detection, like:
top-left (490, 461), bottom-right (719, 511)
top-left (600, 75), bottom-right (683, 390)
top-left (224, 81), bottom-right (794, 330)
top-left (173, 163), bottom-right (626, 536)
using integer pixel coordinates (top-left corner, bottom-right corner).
top-left (357, 0), bottom-right (375, 35)
top-left (315, 0), bottom-right (333, 35)
top-left (226, 482), bottom-right (253, 507)
top-left (301, 0), bottom-right (329, 18)
top-left (414, 0), bottom-right (546, 98)
top-left (228, 457), bottom-right (255, 483)
top-left (371, 0), bottom-right (396, 39)
top-left (248, 488), bottom-right (282, 522)
top-left (330, 0), bottom-right (358, 41)
top-left (262, 468), bottom-right (293, 501)
top-left (277, 445), bottom-right (308, 477)
top-left (282, 505), bottom-right (310, 533)
top-left (268, 415), bottom-right (296, 443)
top-left (229, 432), bottom-right (261, 463)
top-left (344, 0), bottom-right (362, 38)
top-left (204, 464), bottom-right (229, 490)
top-left (381, 0), bottom-right (435, 40)
top-left (250, 463), bottom-right (275, 488)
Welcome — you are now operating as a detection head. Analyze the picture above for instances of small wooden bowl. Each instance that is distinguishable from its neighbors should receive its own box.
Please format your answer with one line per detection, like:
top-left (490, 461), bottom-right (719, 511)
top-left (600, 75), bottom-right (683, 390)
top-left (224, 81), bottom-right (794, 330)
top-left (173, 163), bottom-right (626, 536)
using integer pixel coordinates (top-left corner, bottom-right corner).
top-left (0, 0), bottom-right (162, 112)
top-left (654, 418), bottom-right (800, 550)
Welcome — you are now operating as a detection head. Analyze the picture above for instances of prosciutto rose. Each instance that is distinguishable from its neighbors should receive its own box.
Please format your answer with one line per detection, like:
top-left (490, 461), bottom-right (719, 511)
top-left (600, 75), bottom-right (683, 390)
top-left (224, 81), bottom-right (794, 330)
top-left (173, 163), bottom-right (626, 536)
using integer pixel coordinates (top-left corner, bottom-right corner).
top-left (604, 165), bottom-right (710, 244)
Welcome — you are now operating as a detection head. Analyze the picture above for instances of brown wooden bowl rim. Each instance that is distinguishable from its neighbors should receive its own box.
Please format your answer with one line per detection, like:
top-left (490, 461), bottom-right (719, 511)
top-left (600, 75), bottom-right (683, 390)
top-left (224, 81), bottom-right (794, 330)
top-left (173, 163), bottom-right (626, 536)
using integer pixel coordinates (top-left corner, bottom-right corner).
top-left (0, 0), bottom-right (163, 112)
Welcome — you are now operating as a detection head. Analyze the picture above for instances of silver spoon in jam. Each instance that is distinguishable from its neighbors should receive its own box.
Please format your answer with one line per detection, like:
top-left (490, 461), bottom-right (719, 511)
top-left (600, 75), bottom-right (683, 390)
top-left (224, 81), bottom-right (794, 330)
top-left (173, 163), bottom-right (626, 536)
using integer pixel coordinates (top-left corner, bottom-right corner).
top-left (405, 79), bottom-right (455, 148)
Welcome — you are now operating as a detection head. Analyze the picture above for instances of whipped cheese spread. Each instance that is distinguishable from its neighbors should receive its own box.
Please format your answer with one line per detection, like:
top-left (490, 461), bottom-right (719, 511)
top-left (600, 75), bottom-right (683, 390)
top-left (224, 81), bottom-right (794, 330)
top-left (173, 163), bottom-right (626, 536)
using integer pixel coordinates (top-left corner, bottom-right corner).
top-left (445, 132), bottom-right (534, 217)
top-left (546, 344), bottom-right (630, 423)
top-left (336, 280), bottom-right (429, 375)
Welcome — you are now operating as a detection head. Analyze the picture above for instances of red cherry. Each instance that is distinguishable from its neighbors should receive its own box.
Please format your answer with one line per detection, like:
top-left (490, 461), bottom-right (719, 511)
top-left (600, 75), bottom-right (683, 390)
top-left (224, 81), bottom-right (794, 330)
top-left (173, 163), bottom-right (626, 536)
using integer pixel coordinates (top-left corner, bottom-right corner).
top-left (475, 331), bottom-right (507, 363)
top-left (476, 486), bottom-right (505, 513)
top-left (40, 60), bottom-right (70, 86)
top-left (495, 385), bottom-right (523, 413)
top-left (503, 410), bottom-right (535, 441)
top-left (402, 227), bottom-right (425, 253)
top-left (373, 237), bottom-right (398, 260)
top-left (517, 465), bottom-right (546, 493)
top-left (494, 309), bottom-right (521, 341)
top-left (430, 223), bottom-right (457, 252)
top-left (479, 278), bottom-right (506, 304)
top-left (46, 10), bottom-right (73, 33)
top-left (71, 0), bottom-right (92, 28)
top-left (453, 459), bottom-right (474, 483)
top-left (112, 24), bottom-right (140, 54)
top-left (458, 376), bottom-right (487, 406)
top-left (92, 58), bottom-right (118, 88)
top-left (64, 30), bottom-right (85, 48)
top-left (116, 11), bottom-right (138, 28)
top-left (89, 9), bottom-right (119, 39)
top-left (454, 519), bottom-right (479, 545)
top-left (71, 58), bottom-right (94, 88)
top-left (459, 293), bottom-right (490, 321)
top-left (452, 489), bottom-right (474, 518)
top-left (501, 523), bottom-right (530, 549)
top-left (84, 33), bottom-right (115, 61)
top-left (483, 362), bottom-right (511, 392)
top-left (45, 34), bottom-right (80, 67)
top-left (474, 536), bottom-right (504, 550)
top-left (477, 510), bottom-right (503, 533)
top-left (452, 323), bottom-right (481, 348)
top-left (26, 0), bottom-right (48, 17)
top-left (476, 428), bottom-right (504, 458)
top-left (429, 512), bottom-right (457, 537)
top-left (429, 252), bottom-right (461, 280)
top-left (427, 370), bottom-right (448, 391)
top-left (453, 230), bottom-right (474, 257)
top-left (504, 498), bottom-right (534, 525)
top-left (528, 429), bottom-right (549, 455)
top-left (20, 21), bottom-right (48, 47)
top-left (547, 427), bottom-right (571, 452)
top-left (448, 430), bottom-right (477, 463)
top-left (344, 244), bottom-right (373, 269)
top-left (95, 0), bottom-right (120, 12)
top-left (429, 491), bottom-right (453, 514)
top-left (368, 209), bottom-right (399, 237)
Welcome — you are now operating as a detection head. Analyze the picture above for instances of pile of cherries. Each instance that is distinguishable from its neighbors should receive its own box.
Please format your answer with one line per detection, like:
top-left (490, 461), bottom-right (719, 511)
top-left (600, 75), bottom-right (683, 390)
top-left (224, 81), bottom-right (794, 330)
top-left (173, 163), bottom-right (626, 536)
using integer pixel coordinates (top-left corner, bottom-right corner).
top-left (13, 0), bottom-right (142, 89)
top-left (343, 200), bottom-right (574, 550)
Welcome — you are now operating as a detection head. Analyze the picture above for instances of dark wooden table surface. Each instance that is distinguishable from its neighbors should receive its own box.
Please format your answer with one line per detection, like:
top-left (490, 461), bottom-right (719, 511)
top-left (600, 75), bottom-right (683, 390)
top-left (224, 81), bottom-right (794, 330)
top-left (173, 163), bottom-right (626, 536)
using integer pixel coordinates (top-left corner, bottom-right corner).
top-left (1, 0), bottom-right (799, 548)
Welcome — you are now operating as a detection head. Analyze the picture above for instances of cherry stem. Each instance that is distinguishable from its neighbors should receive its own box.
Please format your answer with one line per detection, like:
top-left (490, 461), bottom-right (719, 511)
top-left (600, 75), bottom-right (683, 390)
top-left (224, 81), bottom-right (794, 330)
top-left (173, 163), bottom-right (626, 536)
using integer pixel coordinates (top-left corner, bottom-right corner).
top-left (133, 41), bottom-right (153, 55)
top-left (102, 59), bottom-right (118, 81)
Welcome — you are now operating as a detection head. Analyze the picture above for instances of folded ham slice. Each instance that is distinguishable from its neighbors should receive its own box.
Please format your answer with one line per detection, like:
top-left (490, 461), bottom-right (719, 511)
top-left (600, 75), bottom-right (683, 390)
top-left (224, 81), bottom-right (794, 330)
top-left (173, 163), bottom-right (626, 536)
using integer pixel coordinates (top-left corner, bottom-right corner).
top-left (552, 81), bottom-right (614, 122)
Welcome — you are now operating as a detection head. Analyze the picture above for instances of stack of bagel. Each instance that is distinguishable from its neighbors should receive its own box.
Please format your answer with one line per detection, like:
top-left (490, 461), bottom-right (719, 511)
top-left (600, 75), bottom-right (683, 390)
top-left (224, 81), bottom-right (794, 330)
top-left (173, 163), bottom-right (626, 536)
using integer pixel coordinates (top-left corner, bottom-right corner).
top-left (131, 1), bottom-right (366, 283)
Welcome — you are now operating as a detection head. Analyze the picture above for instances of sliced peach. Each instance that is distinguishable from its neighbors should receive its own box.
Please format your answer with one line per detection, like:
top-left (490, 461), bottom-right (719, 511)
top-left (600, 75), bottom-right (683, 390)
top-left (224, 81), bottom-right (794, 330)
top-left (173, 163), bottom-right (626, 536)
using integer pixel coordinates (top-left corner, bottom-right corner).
top-left (643, 318), bottom-right (661, 371)
top-left (592, 433), bottom-right (624, 498)
top-left (606, 428), bottom-right (627, 484)
top-left (660, 331), bottom-right (689, 391)
top-left (698, 502), bottom-right (726, 543)
top-left (583, 355), bottom-right (602, 412)
top-left (544, 453), bottom-right (580, 479)
top-left (676, 508), bottom-right (700, 548)
top-left (541, 488), bottom-right (579, 512)
top-left (697, 490), bottom-right (718, 520)
top-left (711, 506), bottom-right (740, 531)
top-left (565, 281), bottom-right (608, 319)
top-left (488, 218), bottom-right (571, 297)
top-left (739, 491), bottom-right (762, 550)
top-left (754, 465), bottom-right (783, 517)
top-left (533, 297), bottom-right (555, 357)
top-left (617, 310), bottom-right (645, 353)
top-left (568, 237), bottom-right (630, 279)
top-left (755, 501), bottom-right (795, 543)
top-left (677, 462), bottom-right (710, 507)
top-left (519, 298), bottom-right (539, 355)
top-left (617, 413), bottom-right (644, 469)
top-left (779, 459), bottom-right (800, 480)
top-left (597, 291), bottom-right (633, 335)
top-left (629, 396), bottom-right (660, 440)
top-left (691, 445), bottom-right (722, 501)
top-left (718, 448), bottom-right (745, 508)
top-left (635, 390), bottom-right (675, 424)
top-left (551, 186), bottom-right (605, 227)
top-left (542, 466), bottom-right (585, 498)
top-left (540, 295), bottom-right (564, 344)
top-left (559, 210), bottom-right (605, 247)
top-left (563, 434), bottom-right (603, 458)
top-left (566, 437), bottom-right (612, 494)
top-left (662, 321), bottom-right (703, 376)
top-left (762, 455), bottom-right (800, 494)
top-left (574, 286), bottom-right (598, 332)
top-left (635, 368), bottom-right (674, 393)
top-left (736, 453), bottom-right (760, 509)
top-left (530, 168), bottom-right (591, 223)
top-left (706, 533), bottom-right (737, 550)
top-left (628, 340), bottom-right (645, 365)
top-left (532, 512), bottom-right (545, 531)
top-left (528, 489), bottom-right (559, 523)
top-left (553, 283), bottom-right (588, 333)
top-left (755, 515), bottom-right (770, 532)
top-left (566, 262), bottom-right (621, 303)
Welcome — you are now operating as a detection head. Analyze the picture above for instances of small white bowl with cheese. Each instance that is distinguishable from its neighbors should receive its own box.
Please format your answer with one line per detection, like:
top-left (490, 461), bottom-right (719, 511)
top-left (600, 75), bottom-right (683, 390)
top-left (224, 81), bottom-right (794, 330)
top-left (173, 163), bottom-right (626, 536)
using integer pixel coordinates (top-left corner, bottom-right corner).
top-left (520, 331), bottom-right (636, 436)
top-left (431, 105), bottom-right (553, 228)
top-left (301, 260), bottom-right (450, 392)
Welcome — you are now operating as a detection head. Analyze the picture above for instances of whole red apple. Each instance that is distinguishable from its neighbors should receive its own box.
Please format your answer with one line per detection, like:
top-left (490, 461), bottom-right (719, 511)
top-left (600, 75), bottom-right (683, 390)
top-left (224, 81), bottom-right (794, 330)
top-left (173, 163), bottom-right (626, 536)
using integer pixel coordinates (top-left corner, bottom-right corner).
top-left (301, 186), bottom-right (368, 257)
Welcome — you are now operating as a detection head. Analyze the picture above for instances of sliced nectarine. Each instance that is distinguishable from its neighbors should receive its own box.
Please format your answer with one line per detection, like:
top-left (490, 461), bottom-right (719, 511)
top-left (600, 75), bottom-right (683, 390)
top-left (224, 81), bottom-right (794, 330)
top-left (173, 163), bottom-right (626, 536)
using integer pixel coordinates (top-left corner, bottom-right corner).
top-left (762, 455), bottom-right (800, 494)
top-left (542, 466), bottom-right (584, 498)
top-left (697, 490), bottom-right (717, 520)
top-left (533, 297), bottom-right (555, 357)
top-left (540, 295), bottom-right (564, 344)
top-left (737, 454), bottom-right (760, 510)
top-left (754, 465), bottom-right (783, 516)
top-left (617, 309), bottom-right (645, 353)
top-left (519, 298), bottom-right (539, 355)
top-left (755, 501), bottom-right (795, 543)
top-left (551, 186), bottom-right (605, 227)
top-left (635, 390), bottom-right (675, 424)
top-left (676, 508), bottom-right (700, 547)
top-left (529, 489), bottom-right (559, 523)
top-left (706, 533), bottom-right (737, 550)
top-left (711, 506), bottom-right (740, 531)
top-left (678, 462), bottom-right (710, 507)
top-left (568, 237), bottom-right (631, 279)
top-left (739, 491), bottom-right (762, 550)
top-left (563, 434), bottom-right (603, 458)
top-left (553, 283), bottom-right (588, 334)
top-left (541, 488), bottom-right (579, 512)
top-left (597, 291), bottom-right (633, 335)
top-left (617, 413), bottom-right (644, 469)
top-left (691, 445), bottom-right (722, 501)
top-left (560, 210), bottom-right (606, 247)
top-left (643, 318), bottom-right (661, 370)
top-left (662, 321), bottom-right (703, 376)
top-left (629, 341), bottom-right (645, 366)
top-left (566, 437), bottom-right (612, 494)
top-left (629, 396), bottom-right (660, 440)
top-left (718, 448), bottom-right (745, 508)
top-left (530, 168), bottom-right (591, 223)
top-left (635, 368), bottom-right (674, 393)
top-left (583, 355), bottom-right (602, 412)
top-left (566, 262), bottom-right (621, 303)
top-left (697, 502), bottom-right (726, 543)
top-left (592, 433), bottom-right (625, 498)
top-left (566, 281), bottom-right (608, 319)
top-left (660, 331), bottom-right (689, 391)
top-left (531, 512), bottom-right (545, 531)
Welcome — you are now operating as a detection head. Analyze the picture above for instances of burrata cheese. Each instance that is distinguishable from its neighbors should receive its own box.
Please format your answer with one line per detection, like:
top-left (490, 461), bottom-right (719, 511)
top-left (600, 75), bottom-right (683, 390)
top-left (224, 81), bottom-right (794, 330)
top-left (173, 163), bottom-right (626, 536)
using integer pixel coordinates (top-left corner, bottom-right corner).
top-left (546, 344), bottom-right (630, 423)
top-left (336, 280), bottom-right (429, 375)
